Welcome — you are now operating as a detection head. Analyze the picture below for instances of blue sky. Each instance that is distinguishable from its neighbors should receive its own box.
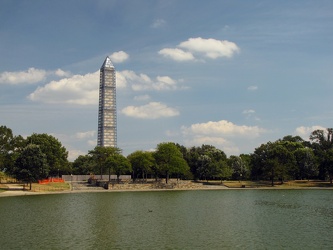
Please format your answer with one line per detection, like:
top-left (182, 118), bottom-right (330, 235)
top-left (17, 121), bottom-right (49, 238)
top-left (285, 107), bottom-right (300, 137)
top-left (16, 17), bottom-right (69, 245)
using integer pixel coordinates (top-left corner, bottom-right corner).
top-left (1, 0), bottom-right (333, 161)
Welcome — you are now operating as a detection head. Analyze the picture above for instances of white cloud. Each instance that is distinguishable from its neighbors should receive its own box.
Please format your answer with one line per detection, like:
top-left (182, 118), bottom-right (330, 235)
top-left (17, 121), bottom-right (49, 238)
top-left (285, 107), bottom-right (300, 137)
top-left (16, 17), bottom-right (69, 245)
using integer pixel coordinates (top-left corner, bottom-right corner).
top-left (0, 68), bottom-right (72, 85)
top-left (242, 109), bottom-right (255, 115)
top-left (134, 94), bottom-right (151, 101)
top-left (0, 68), bottom-right (47, 84)
top-left (158, 48), bottom-right (195, 61)
top-left (179, 37), bottom-right (240, 59)
top-left (295, 125), bottom-right (326, 139)
top-left (151, 19), bottom-right (166, 28)
top-left (242, 109), bottom-right (260, 121)
top-left (121, 102), bottom-right (180, 119)
top-left (54, 69), bottom-right (71, 77)
top-left (110, 51), bottom-right (129, 63)
top-left (74, 130), bottom-right (96, 139)
top-left (184, 136), bottom-right (240, 156)
top-left (28, 71), bottom-right (99, 105)
top-left (159, 37), bottom-right (239, 62)
top-left (28, 67), bottom-right (180, 105)
top-left (88, 139), bottom-right (97, 146)
top-left (247, 85), bottom-right (258, 91)
top-left (68, 149), bottom-right (86, 162)
top-left (118, 70), bottom-right (184, 91)
top-left (181, 120), bottom-right (265, 156)
top-left (181, 120), bottom-right (265, 138)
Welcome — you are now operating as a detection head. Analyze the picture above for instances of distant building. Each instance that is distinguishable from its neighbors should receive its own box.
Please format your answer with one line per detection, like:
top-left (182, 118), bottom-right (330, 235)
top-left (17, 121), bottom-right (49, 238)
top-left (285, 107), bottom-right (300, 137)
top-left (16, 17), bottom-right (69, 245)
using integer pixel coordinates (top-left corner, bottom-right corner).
top-left (97, 56), bottom-right (117, 147)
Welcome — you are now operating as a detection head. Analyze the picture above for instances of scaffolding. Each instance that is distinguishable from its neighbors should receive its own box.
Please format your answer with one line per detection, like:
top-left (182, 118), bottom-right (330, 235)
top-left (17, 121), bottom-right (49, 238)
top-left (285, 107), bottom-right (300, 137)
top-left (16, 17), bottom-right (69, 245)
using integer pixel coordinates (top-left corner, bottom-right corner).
top-left (97, 56), bottom-right (117, 147)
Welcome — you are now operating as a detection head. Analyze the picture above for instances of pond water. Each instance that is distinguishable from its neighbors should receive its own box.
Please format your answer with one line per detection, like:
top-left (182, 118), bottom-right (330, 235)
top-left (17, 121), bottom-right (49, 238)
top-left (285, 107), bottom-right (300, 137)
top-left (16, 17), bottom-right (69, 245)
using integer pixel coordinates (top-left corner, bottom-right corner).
top-left (1, 190), bottom-right (333, 249)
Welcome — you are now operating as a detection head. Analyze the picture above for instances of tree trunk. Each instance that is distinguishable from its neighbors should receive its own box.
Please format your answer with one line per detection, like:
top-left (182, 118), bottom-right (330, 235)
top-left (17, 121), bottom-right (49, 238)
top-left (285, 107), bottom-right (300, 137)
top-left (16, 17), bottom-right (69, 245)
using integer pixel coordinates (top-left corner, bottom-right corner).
top-left (29, 182), bottom-right (32, 190)
top-left (166, 171), bottom-right (169, 184)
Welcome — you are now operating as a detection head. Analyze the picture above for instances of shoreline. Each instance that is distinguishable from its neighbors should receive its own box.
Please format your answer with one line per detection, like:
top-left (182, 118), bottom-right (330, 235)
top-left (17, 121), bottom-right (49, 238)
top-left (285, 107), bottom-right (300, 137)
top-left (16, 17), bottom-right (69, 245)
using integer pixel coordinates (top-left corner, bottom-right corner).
top-left (1, 182), bottom-right (333, 198)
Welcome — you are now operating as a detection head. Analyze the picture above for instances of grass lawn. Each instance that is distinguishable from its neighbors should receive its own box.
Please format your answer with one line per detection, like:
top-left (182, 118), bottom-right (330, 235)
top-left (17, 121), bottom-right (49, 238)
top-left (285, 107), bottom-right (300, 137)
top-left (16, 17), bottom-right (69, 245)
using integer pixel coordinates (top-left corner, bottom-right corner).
top-left (0, 184), bottom-right (7, 192)
top-left (222, 180), bottom-right (333, 188)
top-left (29, 182), bottom-right (70, 192)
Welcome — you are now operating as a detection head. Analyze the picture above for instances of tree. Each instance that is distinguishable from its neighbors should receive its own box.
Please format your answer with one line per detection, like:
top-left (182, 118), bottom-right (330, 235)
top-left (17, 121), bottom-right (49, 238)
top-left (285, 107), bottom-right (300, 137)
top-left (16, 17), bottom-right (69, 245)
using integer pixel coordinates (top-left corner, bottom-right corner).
top-left (323, 149), bottom-right (333, 184)
top-left (294, 148), bottom-right (318, 180)
top-left (184, 145), bottom-right (227, 180)
top-left (197, 155), bottom-right (212, 180)
top-left (154, 142), bottom-right (189, 183)
top-left (72, 155), bottom-right (95, 175)
top-left (310, 128), bottom-right (333, 180)
top-left (0, 126), bottom-right (26, 174)
top-left (251, 141), bottom-right (296, 186)
top-left (228, 155), bottom-right (247, 181)
top-left (127, 151), bottom-right (155, 181)
top-left (106, 154), bottom-right (131, 183)
top-left (26, 133), bottom-right (68, 176)
top-left (88, 146), bottom-right (122, 180)
top-left (13, 144), bottom-right (49, 190)
top-left (0, 125), bottom-right (15, 172)
top-left (211, 160), bottom-right (231, 182)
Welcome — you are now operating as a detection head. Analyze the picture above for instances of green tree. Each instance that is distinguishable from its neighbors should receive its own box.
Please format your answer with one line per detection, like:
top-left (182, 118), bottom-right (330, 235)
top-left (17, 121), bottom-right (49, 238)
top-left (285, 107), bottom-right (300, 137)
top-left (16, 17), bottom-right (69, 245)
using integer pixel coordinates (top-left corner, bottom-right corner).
top-left (294, 148), bottom-right (318, 180)
top-left (310, 128), bottom-right (333, 180)
top-left (106, 154), bottom-right (131, 183)
top-left (0, 126), bottom-right (26, 174)
top-left (88, 146), bottom-right (122, 180)
top-left (0, 125), bottom-right (15, 172)
top-left (251, 141), bottom-right (296, 186)
top-left (72, 155), bottom-right (95, 175)
top-left (13, 144), bottom-right (49, 190)
top-left (228, 155), bottom-right (248, 181)
top-left (26, 133), bottom-right (68, 176)
top-left (154, 142), bottom-right (189, 183)
top-left (184, 145), bottom-right (227, 180)
top-left (211, 160), bottom-right (231, 182)
top-left (127, 151), bottom-right (155, 181)
top-left (323, 149), bottom-right (333, 184)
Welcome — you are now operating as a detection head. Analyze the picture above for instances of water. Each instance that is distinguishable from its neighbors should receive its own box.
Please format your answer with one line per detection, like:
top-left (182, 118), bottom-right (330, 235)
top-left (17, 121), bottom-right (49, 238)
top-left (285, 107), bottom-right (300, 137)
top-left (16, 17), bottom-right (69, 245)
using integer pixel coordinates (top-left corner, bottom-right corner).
top-left (1, 190), bottom-right (333, 249)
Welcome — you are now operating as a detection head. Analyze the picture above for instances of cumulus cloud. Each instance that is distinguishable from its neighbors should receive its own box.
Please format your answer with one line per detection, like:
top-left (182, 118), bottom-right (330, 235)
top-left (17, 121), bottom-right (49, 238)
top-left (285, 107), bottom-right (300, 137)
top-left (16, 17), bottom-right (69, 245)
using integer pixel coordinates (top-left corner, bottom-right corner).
top-left (179, 37), bottom-right (240, 59)
top-left (242, 109), bottom-right (255, 115)
top-left (184, 136), bottom-right (240, 156)
top-left (0, 68), bottom-right (47, 84)
top-left (0, 68), bottom-right (72, 85)
top-left (28, 71), bottom-right (99, 105)
top-left (181, 120), bottom-right (265, 138)
top-left (295, 125), bottom-right (326, 139)
top-left (242, 109), bottom-right (259, 120)
top-left (67, 149), bottom-right (86, 161)
top-left (181, 120), bottom-right (266, 156)
top-left (247, 85), bottom-right (258, 91)
top-left (28, 67), bottom-right (180, 105)
top-left (134, 94), bottom-right (151, 101)
top-left (121, 102), bottom-right (180, 119)
top-left (159, 37), bottom-right (240, 62)
top-left (158, 48), bottom-right (195, 61)
top-left (118, 70), bottom-right (184, 91)
top-left (110, 51), bottom-right (129, 63)
top-left (151, 19), bottom-right (166, 28)
top-left (74, 130), bottom-right (96, 139)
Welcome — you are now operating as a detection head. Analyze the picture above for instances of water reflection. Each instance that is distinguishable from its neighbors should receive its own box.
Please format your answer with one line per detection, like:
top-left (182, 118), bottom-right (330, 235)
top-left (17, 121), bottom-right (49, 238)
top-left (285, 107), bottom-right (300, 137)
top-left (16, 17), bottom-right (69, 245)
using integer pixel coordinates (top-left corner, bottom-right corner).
top-left (1, 190), bottom-right (333, 249)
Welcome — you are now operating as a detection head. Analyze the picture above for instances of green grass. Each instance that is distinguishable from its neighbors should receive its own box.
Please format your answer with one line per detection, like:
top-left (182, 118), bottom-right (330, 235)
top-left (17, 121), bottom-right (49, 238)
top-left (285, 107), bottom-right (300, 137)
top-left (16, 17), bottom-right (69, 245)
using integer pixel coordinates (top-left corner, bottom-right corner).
top-left (222, 180), bottom-right (333, 188)
top-left (0, 184), bottom-right (7, 192)
top-left (30, 182), bottom-right (70, 192)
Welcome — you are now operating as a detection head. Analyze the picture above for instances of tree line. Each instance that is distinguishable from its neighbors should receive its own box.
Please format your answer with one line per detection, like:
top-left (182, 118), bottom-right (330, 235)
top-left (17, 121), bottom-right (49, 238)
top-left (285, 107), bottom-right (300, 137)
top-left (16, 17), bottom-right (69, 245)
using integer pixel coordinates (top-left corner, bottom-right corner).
top-left (1, 125), bottom-right (333, 187)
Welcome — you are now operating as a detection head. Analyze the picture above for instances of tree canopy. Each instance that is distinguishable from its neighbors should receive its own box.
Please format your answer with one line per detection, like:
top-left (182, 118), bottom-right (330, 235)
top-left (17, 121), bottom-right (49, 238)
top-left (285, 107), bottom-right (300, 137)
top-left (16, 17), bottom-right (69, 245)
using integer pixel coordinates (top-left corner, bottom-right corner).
top-left (154, 142), bottom-right (189, 183)
top-left (13, 144), bottom-right (49, 189)
top-left (3, 123), bottom-right (333, 185)
top-left (26, 133), bottom-right (69, 176)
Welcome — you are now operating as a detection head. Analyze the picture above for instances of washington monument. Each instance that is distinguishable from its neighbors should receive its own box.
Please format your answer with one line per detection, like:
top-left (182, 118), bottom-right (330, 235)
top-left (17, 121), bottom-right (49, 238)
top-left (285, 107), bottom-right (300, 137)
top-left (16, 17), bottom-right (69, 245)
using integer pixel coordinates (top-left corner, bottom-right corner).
top-left (97, 56), bottom-right (117, 147)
